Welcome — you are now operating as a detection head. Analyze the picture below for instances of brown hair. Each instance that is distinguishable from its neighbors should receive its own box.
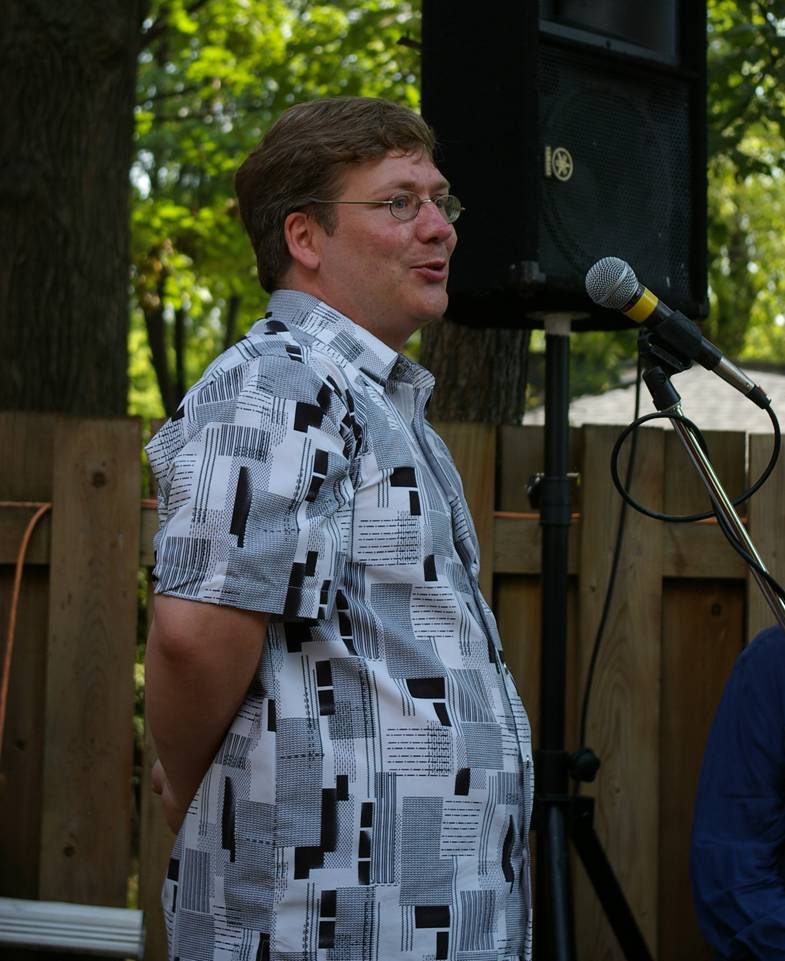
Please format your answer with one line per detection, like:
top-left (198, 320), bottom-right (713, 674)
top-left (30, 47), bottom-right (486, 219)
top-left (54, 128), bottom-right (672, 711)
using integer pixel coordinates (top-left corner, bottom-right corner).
top-left (234, 97), bottom-right (437, 292)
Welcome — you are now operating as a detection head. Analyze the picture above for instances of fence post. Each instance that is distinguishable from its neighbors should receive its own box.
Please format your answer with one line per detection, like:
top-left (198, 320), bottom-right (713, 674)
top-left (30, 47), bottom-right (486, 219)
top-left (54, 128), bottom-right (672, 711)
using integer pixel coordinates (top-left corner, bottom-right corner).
top-left (38, 417), bottom-right (140, 906)
top-left (0, 413), bottom-right (56, 900)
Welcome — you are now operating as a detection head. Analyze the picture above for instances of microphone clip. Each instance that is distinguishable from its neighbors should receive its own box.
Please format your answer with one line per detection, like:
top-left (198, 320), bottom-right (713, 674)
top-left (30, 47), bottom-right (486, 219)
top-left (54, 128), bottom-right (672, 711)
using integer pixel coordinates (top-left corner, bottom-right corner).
top-left (637, 329), bottom-right (691, 378)
top-left (646, 309), bottom-right (723, 372)
top-left (638, 330), bottom-right (689, 413)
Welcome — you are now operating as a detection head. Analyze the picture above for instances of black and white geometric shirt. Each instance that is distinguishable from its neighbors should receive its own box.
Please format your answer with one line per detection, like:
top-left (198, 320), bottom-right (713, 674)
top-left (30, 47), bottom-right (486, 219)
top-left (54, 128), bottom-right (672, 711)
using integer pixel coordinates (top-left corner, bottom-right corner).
top-left (146, 289), bottom-right (533, 961)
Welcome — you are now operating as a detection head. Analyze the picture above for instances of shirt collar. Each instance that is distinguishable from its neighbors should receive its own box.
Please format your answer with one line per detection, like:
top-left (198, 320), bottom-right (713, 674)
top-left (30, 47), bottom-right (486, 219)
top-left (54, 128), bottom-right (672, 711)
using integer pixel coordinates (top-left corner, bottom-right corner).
top-left (250, 289), bottom-right (435, 391)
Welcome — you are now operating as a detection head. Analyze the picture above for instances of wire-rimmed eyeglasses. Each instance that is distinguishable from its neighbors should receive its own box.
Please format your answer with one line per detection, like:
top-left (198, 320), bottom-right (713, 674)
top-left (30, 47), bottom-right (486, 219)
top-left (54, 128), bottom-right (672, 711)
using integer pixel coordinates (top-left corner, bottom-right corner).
top-left (308, 191), bottom-right (464, 224)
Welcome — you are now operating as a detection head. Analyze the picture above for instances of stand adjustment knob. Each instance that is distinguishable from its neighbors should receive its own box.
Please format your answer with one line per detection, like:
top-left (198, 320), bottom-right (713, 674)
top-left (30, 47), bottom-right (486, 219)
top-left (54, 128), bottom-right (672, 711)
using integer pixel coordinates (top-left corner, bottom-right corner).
top-left (568, 747), bottom-right (601, 783)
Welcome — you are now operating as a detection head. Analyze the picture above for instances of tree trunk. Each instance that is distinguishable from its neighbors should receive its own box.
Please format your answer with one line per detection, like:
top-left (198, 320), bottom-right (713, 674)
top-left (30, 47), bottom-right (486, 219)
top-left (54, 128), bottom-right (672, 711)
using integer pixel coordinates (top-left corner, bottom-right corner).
top-left (420, 317), bottom-right (532, 424)
top-left (174, 305), bottom-right (186, 407)
top-left (0, 1), bottom-right (146, 414)
top-left (142, 270), bottom-right (177, 417)
top-left (223, 293), bottom-right (241, 351)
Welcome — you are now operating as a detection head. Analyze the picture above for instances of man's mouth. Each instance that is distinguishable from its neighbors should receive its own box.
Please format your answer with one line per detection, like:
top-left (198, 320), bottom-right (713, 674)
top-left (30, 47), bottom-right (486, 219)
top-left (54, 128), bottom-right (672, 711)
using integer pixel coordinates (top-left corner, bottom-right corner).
top-left (412, 259), bottom-right (448, 280)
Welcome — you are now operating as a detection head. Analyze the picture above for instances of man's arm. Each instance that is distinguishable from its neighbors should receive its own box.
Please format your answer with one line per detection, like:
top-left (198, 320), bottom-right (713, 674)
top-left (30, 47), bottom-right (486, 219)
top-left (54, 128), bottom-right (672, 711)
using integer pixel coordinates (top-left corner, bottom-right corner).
top-left (691, 626), bottom-right (785, 959)
top-left (145, 594), bottom-right (269, 832)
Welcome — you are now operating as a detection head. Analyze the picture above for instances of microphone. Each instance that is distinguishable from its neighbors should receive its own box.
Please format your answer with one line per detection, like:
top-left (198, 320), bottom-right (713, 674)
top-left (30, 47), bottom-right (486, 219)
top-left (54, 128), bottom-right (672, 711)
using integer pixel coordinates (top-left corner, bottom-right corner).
top-left (585, 257), bottom-right (770, 409)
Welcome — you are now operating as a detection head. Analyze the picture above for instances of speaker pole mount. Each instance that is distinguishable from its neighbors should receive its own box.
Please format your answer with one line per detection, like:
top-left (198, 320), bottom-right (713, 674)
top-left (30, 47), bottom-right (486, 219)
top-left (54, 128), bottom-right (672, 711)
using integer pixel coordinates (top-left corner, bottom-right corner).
top-left (534, 314), bottom-right (654, 961)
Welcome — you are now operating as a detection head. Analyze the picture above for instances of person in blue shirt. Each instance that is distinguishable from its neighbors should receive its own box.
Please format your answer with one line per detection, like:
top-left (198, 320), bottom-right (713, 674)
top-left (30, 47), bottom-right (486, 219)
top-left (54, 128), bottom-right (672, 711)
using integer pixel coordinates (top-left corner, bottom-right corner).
top-left (691, 624), bottom-right (785, 959)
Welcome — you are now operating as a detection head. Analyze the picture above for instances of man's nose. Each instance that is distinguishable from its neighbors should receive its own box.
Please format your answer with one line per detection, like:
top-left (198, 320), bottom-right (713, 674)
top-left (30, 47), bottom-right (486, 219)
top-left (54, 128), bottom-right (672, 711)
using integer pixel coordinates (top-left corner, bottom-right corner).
top-left (416, 200), bottom-right (456, 240)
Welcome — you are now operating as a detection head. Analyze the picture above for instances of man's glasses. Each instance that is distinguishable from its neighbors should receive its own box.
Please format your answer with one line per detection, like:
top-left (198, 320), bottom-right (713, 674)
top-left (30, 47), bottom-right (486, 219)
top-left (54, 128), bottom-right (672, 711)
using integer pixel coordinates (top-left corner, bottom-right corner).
top-left (308, 191), bottom-right (464, 224)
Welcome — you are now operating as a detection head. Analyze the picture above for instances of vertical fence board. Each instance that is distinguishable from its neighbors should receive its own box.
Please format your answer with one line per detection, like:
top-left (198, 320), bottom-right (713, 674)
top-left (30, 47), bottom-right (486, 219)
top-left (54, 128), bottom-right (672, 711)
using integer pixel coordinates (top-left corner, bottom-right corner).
top-left (747, 433), bottom-right (785, 639)
top-left (0, 413), bottom-right (55, 900)
top-left (139, 723), bottom-right (171, 961)
top-left (575, 424), bottom-right (664, 960)
top-left (434, 422), bottom-right (496, 599)
top-left (495, 576), bottom-right (542, 741)
top-left (498, 424), bottom-right (583, 514)
top-left (139, 416), bottom-right (173, 958)
top-left (664, 429), bottom-right (746, 518)
top-left (658, 579), bottom-right (743, 960)
top-left (38, 417), bottom-right (140, 905)
top-left (495, 422), bottom-right (543, 729)
top-left (657, 430), bottom-right (747, 959)
top-left (139, 579), bottom-right (172, 961)
top-left (498, 425), bottom-right (543, 513)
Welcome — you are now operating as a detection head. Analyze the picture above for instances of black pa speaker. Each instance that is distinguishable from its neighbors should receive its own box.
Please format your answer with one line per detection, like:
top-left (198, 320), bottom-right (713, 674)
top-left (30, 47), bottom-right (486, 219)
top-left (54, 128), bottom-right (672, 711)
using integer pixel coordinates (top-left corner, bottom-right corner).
top-left (421, 2), bottom-right (707, 329)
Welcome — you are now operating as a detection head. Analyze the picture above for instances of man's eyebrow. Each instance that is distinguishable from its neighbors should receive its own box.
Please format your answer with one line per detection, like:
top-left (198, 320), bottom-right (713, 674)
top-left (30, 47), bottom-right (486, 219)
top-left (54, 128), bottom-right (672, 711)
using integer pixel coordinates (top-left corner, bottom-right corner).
top-left (375, 178), bottom-right (451, 194)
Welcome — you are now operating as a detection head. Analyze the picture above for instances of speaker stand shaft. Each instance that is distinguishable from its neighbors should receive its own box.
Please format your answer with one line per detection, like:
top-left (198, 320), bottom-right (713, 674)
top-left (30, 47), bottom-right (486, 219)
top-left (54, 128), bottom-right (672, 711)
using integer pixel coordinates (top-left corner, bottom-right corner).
top-left (533, 315), bottom-right (652, 961)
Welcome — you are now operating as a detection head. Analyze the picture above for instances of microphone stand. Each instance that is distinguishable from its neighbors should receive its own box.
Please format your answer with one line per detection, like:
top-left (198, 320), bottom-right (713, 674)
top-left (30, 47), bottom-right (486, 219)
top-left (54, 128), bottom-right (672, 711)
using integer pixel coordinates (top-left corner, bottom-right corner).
top-left (534, 315), bottom-right (653, 961)
top-left (534, 320), bottom-right (785, 958)
top-left (638, 331), bottom-right (785, 631)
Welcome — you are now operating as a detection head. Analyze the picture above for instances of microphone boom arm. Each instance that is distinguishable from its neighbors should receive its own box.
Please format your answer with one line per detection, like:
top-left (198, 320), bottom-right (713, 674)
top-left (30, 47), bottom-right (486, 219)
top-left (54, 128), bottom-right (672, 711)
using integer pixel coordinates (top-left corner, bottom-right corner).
top-left (639, 347), bottom-right (785, 632)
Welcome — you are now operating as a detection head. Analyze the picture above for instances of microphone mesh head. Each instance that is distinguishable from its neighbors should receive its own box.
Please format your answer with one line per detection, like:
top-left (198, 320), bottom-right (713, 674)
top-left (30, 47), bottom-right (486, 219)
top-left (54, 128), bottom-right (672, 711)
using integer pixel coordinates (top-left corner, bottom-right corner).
top-left (585, 257), bottom-right (639, 309)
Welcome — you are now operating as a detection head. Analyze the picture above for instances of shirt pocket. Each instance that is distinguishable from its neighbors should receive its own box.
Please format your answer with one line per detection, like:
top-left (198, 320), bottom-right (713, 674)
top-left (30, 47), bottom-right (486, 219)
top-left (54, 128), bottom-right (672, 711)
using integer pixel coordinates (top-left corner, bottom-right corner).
top-left (350, 451), bottom-right (429, 572)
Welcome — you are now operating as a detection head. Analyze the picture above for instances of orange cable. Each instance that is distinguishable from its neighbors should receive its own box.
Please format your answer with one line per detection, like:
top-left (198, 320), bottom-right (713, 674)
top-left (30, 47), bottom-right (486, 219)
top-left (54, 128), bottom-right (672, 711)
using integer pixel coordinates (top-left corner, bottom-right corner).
top-left (0, 502), bottom-right (52, 758)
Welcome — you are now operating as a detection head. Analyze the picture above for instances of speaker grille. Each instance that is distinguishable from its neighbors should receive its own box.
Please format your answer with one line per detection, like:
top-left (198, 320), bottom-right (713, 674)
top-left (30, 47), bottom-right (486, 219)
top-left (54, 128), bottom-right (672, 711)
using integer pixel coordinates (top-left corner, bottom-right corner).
top-left (422, 0), bottom-right (706, 327)
top-left (538, 46), bottom-right (693, 309)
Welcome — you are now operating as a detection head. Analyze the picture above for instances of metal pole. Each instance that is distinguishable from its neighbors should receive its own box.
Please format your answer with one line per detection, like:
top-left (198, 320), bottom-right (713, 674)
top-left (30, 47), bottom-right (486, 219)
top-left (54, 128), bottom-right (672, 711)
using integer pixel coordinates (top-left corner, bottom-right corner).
top-left (536, 313), bottom-right (576, 961)
top-left (670, 408), bottom-right (785, 630)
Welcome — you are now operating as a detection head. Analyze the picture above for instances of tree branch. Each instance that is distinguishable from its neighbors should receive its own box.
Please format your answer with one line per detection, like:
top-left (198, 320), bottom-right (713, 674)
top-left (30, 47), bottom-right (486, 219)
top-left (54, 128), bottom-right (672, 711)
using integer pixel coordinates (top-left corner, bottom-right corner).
top-left (142, 269), bottom-right (177, 416)
top-left (222, 293), bottom-right (241, 351)
top-left (149, 109), bottom-right (221, 123)
top-left (174, 305), bottom-right (186, 404)
top-left (139, 5), bottom-right (171, 50)
top-left (139, 0), bottom-right (213, 50)
top-left (185, 0), bottom-right (212, 17)
top-left (137, 83), bottom-right (202, 106)
top-left (711, 4), bottom-right (785, 160)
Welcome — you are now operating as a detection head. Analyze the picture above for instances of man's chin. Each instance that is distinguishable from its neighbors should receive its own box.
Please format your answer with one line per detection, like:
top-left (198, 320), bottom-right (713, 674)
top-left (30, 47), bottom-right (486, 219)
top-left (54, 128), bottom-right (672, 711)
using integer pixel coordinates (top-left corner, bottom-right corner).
top-left (419, 293), bottom-right (450, 325)
top-left (413, 309), bottom-right (448, 334)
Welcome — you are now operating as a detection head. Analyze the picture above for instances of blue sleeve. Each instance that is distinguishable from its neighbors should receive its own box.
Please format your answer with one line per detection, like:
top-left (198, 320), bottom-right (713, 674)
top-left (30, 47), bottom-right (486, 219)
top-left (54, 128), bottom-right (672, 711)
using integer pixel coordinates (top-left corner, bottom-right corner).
top-left (691, 626), bottom-right (785, 959)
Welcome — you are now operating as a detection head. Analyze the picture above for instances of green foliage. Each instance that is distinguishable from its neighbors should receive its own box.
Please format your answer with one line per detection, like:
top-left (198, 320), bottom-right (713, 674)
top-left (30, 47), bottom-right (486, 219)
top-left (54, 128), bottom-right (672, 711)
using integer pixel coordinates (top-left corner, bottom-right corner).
top-left (708, 0), bottom-right (785, 177)
top-left (704, 1), bottom-right (785, 362)
top-left (529, 328), bottom-right (639, 405)
top-left (129, 0), bottom-right (420, 418)
top-left (127, 1), bottom-right (785, 420)
top-left (129, 317), bottom-right (162, 418)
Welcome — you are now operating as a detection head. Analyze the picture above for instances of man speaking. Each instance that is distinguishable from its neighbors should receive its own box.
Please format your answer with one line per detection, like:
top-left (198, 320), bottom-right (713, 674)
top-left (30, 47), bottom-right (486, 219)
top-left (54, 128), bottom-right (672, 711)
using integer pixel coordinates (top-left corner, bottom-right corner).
top-left (145, 96), bottom-right (533, 961)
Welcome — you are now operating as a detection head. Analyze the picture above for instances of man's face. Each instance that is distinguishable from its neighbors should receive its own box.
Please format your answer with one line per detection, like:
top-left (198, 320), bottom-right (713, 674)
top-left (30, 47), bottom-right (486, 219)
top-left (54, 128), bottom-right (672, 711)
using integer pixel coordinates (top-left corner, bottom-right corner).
top-left (311, 150), bottom-right (458, 350)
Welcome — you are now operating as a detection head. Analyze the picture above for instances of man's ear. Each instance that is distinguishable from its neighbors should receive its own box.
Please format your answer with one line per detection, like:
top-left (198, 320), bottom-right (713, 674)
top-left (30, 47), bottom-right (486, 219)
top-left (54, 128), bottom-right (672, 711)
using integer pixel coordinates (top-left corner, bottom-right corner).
top-left (284, 211), bottom-right (322, 272)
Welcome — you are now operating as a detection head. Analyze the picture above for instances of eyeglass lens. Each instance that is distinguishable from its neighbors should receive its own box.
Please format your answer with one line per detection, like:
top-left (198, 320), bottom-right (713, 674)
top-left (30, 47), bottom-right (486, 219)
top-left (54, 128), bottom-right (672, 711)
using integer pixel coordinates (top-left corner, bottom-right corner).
top-left (390, 192), bottom-right (462, 223)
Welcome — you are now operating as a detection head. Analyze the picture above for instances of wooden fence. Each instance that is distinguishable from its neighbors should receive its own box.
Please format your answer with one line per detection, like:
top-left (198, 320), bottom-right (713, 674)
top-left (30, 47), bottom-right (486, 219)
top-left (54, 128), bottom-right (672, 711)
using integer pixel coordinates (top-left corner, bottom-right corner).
top-left (2, 411), bottom-right (783, 960)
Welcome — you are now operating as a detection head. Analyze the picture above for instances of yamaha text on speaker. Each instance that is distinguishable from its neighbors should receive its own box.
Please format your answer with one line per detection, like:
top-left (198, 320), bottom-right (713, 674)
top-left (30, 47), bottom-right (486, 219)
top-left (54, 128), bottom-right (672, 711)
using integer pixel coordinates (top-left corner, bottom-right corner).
top-left (421, 1), bottom-right (707, 330)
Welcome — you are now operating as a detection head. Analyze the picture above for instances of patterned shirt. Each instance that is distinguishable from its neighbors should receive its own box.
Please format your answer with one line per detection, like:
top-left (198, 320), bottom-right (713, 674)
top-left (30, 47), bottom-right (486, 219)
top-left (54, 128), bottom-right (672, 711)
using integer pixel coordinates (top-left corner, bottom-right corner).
top-left (146, 290), bottom-right (533, 961)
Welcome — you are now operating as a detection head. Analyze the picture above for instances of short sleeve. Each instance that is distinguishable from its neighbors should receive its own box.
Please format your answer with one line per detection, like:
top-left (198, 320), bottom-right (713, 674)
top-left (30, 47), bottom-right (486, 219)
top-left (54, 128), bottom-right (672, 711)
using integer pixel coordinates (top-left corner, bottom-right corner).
top-left (147, 351), bottom-right (356, 620)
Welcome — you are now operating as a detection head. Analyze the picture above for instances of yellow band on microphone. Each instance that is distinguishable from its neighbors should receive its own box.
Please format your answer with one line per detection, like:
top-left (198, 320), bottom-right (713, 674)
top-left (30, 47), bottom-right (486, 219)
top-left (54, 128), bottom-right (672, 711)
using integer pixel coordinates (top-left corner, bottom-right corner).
top-left (624, 287), bottom-right (659, 323)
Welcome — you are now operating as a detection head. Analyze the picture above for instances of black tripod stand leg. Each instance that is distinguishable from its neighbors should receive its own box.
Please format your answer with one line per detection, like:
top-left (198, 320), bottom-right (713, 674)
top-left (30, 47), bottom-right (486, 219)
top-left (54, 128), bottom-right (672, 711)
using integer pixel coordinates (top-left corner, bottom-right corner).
top-left (543, 803), bottom-right (577, 961)
top-left (571, 804), bottom-right (654, 961)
